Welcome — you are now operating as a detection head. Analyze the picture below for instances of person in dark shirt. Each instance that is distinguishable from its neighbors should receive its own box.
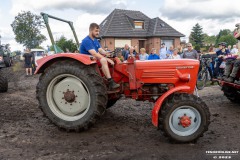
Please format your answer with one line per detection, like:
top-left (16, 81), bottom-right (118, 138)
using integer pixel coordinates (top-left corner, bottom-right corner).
top-left (31, 51), bottom-right (36, 74)
top-left (122, 44), bottom-right (130, 60)
top-left (214, 42), bottom-right (230, 78)
top-left (80, 23), bottom-right (119, 90)
top-left (124, 47), bottom-right (136, 60)
top-left (23, 49), bottom-right (32, 76)
top-left (182, 43), bottom-right (199, 60)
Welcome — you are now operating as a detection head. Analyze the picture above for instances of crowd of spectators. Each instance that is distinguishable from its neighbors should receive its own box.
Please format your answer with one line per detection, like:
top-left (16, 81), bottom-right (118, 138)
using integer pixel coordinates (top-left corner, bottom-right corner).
top-left (119, 42), bottom-right (199, 62)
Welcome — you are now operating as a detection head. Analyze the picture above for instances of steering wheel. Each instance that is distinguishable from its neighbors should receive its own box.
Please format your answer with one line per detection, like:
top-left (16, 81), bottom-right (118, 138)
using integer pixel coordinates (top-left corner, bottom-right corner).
top-left (106, 48), bottom-right (122, 58)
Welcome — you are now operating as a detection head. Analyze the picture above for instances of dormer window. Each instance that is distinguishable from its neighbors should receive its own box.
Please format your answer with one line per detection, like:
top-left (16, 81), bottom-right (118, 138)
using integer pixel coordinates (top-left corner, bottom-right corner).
top-left (134, 21), bottom-right (144, 29)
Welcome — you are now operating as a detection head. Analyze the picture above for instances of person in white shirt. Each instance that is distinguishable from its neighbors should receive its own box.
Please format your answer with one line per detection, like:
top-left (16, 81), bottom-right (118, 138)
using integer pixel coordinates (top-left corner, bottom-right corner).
top-left (231, 45), bottom-right (239, 54)
top-left (159, 43), bottom-right (167, 59)
top-left (139, 48), bottom-right (149, 60)
top-left (171, 48), bottom-right (181, 59)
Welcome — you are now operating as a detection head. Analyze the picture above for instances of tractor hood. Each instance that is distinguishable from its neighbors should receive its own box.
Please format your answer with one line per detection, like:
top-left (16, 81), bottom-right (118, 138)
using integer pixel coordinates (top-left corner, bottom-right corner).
top-left (135, 59), bottom-right (199, 83)
top-left (133, 59), bottom-right (199, 92)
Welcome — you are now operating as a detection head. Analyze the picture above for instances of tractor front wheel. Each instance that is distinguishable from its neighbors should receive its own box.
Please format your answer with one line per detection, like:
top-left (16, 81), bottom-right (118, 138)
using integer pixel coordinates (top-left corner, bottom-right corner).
top-left (159, 93), bottom-right (210, 143)
top-left (36, 60), bottom-right (107, 131)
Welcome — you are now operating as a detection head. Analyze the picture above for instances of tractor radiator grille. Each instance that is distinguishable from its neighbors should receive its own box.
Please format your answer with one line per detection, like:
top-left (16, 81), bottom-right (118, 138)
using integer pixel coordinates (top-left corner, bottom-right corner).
top-left (142, 70), bottom-right (175, 78)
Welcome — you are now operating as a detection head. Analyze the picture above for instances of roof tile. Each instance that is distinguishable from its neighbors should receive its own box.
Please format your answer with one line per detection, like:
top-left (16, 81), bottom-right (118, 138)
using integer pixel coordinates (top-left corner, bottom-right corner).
top-left (99, 9), bottom-right (184, 38)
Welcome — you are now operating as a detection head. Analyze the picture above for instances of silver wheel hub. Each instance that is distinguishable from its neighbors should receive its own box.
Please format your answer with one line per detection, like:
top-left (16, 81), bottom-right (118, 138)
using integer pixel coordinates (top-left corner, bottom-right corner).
top-left (47, 75), bottom-right (90, 121)
top-left (169, 106), bottom-right (201, 136)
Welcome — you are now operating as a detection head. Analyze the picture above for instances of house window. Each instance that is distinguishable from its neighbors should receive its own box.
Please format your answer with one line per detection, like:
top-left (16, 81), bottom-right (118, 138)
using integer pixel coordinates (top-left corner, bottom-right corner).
top-left (161, 39), bottom-right (174, 50)
top-left (134, 21), bottom-right (144, 29)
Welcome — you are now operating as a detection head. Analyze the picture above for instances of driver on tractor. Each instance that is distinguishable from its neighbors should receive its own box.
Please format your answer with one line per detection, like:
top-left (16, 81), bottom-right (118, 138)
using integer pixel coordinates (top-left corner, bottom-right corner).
top-left (80, 23), bottom-right (120, 90)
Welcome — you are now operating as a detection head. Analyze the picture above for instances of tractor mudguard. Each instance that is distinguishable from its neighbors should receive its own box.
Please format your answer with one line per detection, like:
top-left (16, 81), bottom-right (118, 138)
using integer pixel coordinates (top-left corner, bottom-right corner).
top-left (35, 53), bottom-right (96, 74)
top-left (152, 85), bottom-right (191, 127)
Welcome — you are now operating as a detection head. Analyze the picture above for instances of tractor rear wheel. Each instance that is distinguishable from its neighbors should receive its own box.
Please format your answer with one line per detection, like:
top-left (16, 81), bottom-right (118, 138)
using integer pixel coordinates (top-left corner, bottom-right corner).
top-left (36, 60), bottom-right (107, 131)
top-left (0, 74), bottom-right (8, 92)
top-left (159, 93), bottom-right (210, 143)
top-left (222, 85), bottom-right (240, 103)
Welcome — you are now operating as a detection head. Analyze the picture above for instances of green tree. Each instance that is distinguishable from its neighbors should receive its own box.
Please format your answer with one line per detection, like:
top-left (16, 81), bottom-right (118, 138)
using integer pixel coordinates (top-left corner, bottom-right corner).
top-left (215, 29), bottom-right (232, 46)
top-left (203, 33), bottom-right (216, 46)
top-left (50, 36), bottom-right (77, 53)
top-left (11, 11), bottom-right (46, 48)
top-left (218, 35), bottom-right (237, 47)
top-left (189, 23), bottom-right (204, 47)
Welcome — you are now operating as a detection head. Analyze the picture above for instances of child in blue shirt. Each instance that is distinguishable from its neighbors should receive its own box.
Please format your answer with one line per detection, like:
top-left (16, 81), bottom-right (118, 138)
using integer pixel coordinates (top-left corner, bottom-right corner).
top-left (148, 48), bottom-right (160, 60)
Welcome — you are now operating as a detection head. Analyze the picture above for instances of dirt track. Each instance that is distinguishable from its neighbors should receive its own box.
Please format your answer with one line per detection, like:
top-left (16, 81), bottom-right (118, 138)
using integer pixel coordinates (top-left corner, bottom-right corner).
top-left (0, 62), bottom-right (239, 160)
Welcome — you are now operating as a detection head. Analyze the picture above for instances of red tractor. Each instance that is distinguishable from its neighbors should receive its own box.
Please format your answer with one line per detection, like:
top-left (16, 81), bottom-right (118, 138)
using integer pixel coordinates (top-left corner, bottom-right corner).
top-left (36, 13), bottom-right (210, 143)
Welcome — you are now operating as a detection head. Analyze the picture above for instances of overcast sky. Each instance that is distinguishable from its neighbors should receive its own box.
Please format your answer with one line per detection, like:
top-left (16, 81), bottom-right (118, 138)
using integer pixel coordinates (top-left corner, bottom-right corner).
top-left (0, 0), bottom-right (240, 51)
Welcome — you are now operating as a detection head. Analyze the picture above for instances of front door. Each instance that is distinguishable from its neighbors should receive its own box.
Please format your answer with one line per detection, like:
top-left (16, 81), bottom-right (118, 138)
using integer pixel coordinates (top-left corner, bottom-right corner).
top-left (139, 40), bottom-right (145, 50)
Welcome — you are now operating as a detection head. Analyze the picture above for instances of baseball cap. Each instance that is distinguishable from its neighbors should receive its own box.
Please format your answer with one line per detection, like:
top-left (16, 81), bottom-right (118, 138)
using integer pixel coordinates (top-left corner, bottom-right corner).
top-left (221, 42), bottom-right (227, 47)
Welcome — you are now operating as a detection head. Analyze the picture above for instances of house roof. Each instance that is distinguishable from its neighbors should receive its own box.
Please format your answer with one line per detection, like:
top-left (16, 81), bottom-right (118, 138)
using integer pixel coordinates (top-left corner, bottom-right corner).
top-left (99, 9), bottom-right (185, 38)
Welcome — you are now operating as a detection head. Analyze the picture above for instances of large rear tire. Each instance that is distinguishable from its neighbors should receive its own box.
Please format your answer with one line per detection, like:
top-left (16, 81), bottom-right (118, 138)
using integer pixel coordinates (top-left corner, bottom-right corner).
top-left (159, 93), bottom-right (210, 143)
top-left (36, 60), bottom-right (108, 131)
top-left (222, 85), bottom-right (240, 103)
top-left (0, 74), bottom-right (8, 92)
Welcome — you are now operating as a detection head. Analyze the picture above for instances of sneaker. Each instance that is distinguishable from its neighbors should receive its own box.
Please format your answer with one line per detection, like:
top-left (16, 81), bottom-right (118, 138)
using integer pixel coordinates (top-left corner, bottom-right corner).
top-left (223, 76), bottom-right (229, 81)
top-left (225, 76), bottom-right (234, 83)
top-left (234, 80), bottom-right (240, 85)
top-left (109, 79), bottom-right (120, 90)
top-left (217, 76), bottom-right (224, 80)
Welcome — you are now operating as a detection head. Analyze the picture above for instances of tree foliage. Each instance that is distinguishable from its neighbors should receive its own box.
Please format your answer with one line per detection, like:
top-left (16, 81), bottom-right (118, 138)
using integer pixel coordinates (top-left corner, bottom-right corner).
top-left (215, 29), bottom-right (232, 46)
top-left (11, 11), bottom-right (46, 48)
top-left (203, 33), bottom-right (216, 46)
top-left (190, 23), bottom-right (204, 47)
top-left (218, 35), bottom-right (237, 47)
top-left (50, 36), bottom-right (78, 53)
top-left (189, 23), bottom-right (238, 50)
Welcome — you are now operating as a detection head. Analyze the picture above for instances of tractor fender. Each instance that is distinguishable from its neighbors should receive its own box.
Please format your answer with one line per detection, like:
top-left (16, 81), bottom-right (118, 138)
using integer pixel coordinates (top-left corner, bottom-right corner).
top-left (152, 85), bottom-right (191, 127)
top-left (35, 53), bottom-right (96, 74)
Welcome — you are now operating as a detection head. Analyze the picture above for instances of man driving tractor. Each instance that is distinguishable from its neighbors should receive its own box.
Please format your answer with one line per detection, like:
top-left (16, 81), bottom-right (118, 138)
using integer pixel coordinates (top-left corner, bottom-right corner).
top-left (80, 23), bottom-right (120, 90)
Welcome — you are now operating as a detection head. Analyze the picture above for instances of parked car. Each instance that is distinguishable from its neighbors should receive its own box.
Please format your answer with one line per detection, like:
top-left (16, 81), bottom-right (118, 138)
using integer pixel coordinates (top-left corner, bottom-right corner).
top-left (31, 49), bottom-right (45, 67)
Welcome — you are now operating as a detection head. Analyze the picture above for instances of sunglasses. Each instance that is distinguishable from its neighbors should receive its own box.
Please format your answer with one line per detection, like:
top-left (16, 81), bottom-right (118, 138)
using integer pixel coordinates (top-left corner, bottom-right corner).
top-left (187, 46), bottom-right (192, 47)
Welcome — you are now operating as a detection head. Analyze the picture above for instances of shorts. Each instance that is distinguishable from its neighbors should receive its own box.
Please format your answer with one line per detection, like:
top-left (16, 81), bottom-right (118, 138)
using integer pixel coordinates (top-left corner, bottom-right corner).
top-left (25, 62), bottom-right (32, 68)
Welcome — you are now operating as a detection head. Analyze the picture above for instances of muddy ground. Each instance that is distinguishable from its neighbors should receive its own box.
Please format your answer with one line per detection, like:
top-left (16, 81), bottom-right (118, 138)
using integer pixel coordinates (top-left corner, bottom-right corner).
top-left (0, 61), bottom-right (239, 160)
